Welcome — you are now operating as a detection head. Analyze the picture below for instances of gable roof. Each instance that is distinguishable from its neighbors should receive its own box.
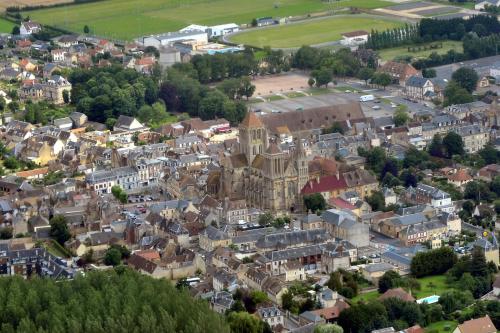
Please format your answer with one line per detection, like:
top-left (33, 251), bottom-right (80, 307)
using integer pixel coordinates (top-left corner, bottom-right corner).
top-left (379, 287), bottom-right (415, 302)
top-left (240, 111), bottom-right (264, 128)
top-left (457, 315), bottom-right (497, 333)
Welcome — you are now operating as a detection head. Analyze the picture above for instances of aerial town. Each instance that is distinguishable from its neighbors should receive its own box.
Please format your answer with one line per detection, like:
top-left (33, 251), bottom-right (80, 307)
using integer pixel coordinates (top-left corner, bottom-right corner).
top-left (0, 0), bottom-right (500, 332)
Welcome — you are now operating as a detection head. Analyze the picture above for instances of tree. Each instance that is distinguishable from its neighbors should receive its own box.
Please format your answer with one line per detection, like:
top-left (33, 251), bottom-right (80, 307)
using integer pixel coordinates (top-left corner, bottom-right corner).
top-left (311, 68), bottom-right (332, 88)
top-left (11, 26), bottom-right (20, 35)
top-left (367, 191), bottom-right (385, 211)
top-left (428, 134), bottom-right (444, 158)
top-left (338, 301), bottom-right (389, 333)
top-left (323, 122), bottom-right (344, 135)
top-left (3, 156), bottom-right (20, 170)
top-left (357, 67), bottom-right (374, 86)
top-left (104, 248), bottom-right (122, 266)
top-left (442, 131), bottom-right (464, 158)
top-left (303, 193), bottom-right (326, 213)
top-left (378, 270), bottom-right (402, 293)
top-left (394, 109), bottom-right (410, 127)
top-left (314, 324), bottom-right (344, 333)
top-left (422, 68), bottom-right (436, 78)
top-left (227, 312), bottom-right (263, 333)
top-left (258, 212), bottom-right (274, 226)
top-left (451, 67), bottom-right (479, 93)
top-left (410, 247), bottom-right (457, 278)
top-left (83, 25), bottom-right (90, 34)
top-left (0, 227), bottom-right (13, 240)
top-left (471, 247), bottom-right (488, 277)
top-left (239, 76), bottom-right (255, 100)
top-left (49, 215), bottom-right (71, 245)
top-left (372, 72), bottom-right (392, 89)
top-left (443, 81), bottom-right (473, 106)
top-left (438, 290), bottom-right (474, 313)
top-left (479, 145), bottom-right (499, 164)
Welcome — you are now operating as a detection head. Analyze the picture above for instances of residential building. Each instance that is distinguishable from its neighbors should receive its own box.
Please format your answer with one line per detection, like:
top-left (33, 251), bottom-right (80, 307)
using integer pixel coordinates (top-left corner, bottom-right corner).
top-left (452, 125), bottom-right (490, 153)
top-left (20, 21), bottom-right (42, 35)
top-left (321, 209), bottom-right (369, 247)
top-left (378, 61), bottom-right (420, 86)
top-left (340, 30), bottom-right (369, 46)
top-left (404, 76), bottom-right (436, 100)
top-left (453, 315), bottom-right (497, 333)
top-left (257, 306), bottom-right (284, 328)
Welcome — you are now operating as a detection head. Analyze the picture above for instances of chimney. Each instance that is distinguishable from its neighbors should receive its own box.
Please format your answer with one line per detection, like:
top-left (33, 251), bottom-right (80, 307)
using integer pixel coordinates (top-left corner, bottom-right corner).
top-left (336, 171), bottom-right (340, 180)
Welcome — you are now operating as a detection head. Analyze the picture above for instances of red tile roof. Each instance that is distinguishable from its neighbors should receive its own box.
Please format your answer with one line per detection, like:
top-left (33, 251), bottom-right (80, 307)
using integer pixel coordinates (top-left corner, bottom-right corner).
top-left (329, 197), bottom-right (356, 210)
top-left (456, 315), bottom-right (497, 333)
top-left (301, 175), bottom-right (347, 195)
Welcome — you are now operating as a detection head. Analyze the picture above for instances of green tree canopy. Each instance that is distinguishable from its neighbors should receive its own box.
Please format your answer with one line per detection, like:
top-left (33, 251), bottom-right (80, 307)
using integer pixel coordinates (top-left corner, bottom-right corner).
top-left (451, 67), bottom-right (479, 93)
top-left (303, 193), bottom-right (327, 213)
top-left (49, 215), bottom-right (71, 245)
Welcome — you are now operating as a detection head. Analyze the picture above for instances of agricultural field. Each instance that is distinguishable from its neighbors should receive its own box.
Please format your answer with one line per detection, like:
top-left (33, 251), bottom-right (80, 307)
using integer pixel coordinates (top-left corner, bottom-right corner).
top-left (378, 40), bottom-right (463, 61)
top-left (229, 15), bottom-right (403, 48)
top-left (0, 18), bottom-right (15, 33)
top-left (23, 0), bottom-right (393, 40)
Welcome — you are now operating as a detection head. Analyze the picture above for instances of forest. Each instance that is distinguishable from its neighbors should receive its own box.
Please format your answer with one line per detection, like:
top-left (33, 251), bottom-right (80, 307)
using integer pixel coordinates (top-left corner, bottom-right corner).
top-left (0, 268), bottom-right (228, 333)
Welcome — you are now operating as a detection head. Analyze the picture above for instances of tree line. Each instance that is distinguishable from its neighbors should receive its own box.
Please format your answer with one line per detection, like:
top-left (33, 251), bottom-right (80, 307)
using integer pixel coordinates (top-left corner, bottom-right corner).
top-left (0, 268), bottom-right (229, 333)
top-left (365, 24), bottom-right (420, 50)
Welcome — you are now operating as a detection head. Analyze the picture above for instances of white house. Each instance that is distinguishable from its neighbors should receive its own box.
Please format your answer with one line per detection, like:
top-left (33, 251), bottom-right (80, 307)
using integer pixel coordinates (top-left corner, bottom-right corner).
top-left (208, 23), bottom-right (239, 38)
top-left (139, 30), bottom-right (208, 48)
top-left (113, 115), bottom-right (146, 132)
top-left (475, 0), bottom-right (500, 10)
top-left (404, 76), bottom-right (436, 100)
top-left (340, 30), bottom-right (369, 46)
top-left (20, 21), bottom-right (42, 35)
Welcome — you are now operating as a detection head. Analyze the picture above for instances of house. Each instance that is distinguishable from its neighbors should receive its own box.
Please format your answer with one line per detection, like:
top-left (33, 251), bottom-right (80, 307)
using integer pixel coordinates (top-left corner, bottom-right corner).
top-left (473, 234), bottom-right (499, 266)
top-left (51, 49), bottom-right (67, 63)
top-left (256, 17), bottom-right (276, 27)
top-left (407, 183), bottom-right (453, 212)
top-left (478, 164), bottom-right (500, 181)
top-left (139, 30), bottom-right (208, 48)
top-left (453, 315), bottom-right (497, 333)
top-left (447, 169), bottom-right (473, 187)
top-left (257, 306), bottom-right (284, 328)
top-left (378, 287), bottom-right (415, 302)
top-left (199, 225), bottom-right (231, 251)
top-left (378, 61), bottom-right (420, 86)
top-left (113, 115), bottom-right (146, 132)
top-left (55, 34), bottom-right (79, 48)
top-left (309, 300), bottom-right (350, 323)
top-left (20, 21), bottom-right (42, 35)
top-left (404, 76), bottom-right (436, 100)
top-left (452, 125), bottom-right (490, 154)
top-left (211, 291), bottom-right (234, 314)
top-left (362, 263), bottom-right (397, 284)
top-left (321, 209), bottom-right (369, 247)
top-left (476, 0), bottom-right (500, 10)
top-left (340, 30), bottom-right (369, 46)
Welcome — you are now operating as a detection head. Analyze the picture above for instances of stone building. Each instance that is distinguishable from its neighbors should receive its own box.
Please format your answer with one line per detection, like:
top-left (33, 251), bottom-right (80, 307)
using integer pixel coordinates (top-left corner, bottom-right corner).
top-left (219, 112), bottom-right (309, 213)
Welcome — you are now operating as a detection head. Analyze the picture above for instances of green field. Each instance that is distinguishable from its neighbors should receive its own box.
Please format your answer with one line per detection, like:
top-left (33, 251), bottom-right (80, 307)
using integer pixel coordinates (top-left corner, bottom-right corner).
top-left (24, 0), bottom-right (393, 40)
top-left (424, 320), bottom-right (458, 332)
top-left (378, 40), bottom-right (463, 61)
top-left (0, 18), bottom-right (15, 33)
top-left (413, 275), bottom-right (453, 299)
top-left (230, 16), bottom-right (403, 48)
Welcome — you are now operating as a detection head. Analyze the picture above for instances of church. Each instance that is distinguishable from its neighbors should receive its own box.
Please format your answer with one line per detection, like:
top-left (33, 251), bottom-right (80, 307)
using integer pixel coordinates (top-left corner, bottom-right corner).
top-left (219, 112), bottom-right (309, 213)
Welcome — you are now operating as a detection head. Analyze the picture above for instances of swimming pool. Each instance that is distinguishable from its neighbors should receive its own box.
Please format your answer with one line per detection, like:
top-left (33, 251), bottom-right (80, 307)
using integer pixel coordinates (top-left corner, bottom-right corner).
top-left (416, 295), bottom-right (440, 304)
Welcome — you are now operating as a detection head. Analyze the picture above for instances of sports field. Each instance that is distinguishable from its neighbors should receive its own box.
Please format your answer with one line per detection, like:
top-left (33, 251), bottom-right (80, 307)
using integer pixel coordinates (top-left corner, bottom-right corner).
top-left (23, 0), bottom-right (393, 40)
top-left (229, 16), bottom-right (403, 48)
top-left (378, 40), bottom-right (463, 61)
top-left (0, 18), bottom-right (15, 33)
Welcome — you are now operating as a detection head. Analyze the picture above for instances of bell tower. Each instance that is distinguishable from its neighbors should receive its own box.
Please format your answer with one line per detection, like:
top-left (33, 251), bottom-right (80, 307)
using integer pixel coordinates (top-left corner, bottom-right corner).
top-left (239, 112), bottom-right (268, 165)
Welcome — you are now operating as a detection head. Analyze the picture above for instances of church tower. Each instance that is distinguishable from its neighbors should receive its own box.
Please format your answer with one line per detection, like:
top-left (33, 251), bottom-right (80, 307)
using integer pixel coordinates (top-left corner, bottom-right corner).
top-left (239, 112), bottom-right (268, 165)
top-left (294, 137), bottom-right (309, 193)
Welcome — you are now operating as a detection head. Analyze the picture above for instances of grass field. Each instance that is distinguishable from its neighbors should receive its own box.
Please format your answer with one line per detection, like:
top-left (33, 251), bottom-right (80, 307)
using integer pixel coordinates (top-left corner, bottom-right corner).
top-left (424, 320), bottom-right (458, 332)
top-left (352, 290), bottom-right (379, 303)
top-left (23, 0), bottom-right (393, 40)
top-left (0, 18), bottom-right (15, 34)
top-left (414, 275), bottom-right (453, 299)
top-left (378, 40), bottom-right (463, 61)
top-left (230, 16), bottom-right (403, 48)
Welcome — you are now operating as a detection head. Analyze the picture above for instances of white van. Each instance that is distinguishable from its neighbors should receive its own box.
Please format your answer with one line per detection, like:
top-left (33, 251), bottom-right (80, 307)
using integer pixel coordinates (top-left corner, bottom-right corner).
top-left (359, 94), bottom-right (375, 102)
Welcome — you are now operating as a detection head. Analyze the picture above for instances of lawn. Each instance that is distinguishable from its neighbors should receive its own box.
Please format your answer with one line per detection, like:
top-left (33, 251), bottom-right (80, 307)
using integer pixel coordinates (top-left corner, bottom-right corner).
top-left (351, 290), bottom-right (379, 303)
top-left (424, 320), bottom-right (458, 332)
top-left (230, 15), bottom-right (403, 48)
top-left (413, 275), bottom-right (454, 299)
top-left (378, 40), bottom-right (463, 61)
top-left (24, 0), bottom-right (393, 40)
top-left (0, 18), bottom-right (15, 34)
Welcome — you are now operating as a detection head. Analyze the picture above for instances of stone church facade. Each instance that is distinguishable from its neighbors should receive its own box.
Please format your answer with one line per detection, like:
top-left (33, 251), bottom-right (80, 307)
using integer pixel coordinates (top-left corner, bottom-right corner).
top-left (219, 112), bottom-right (309, 213)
